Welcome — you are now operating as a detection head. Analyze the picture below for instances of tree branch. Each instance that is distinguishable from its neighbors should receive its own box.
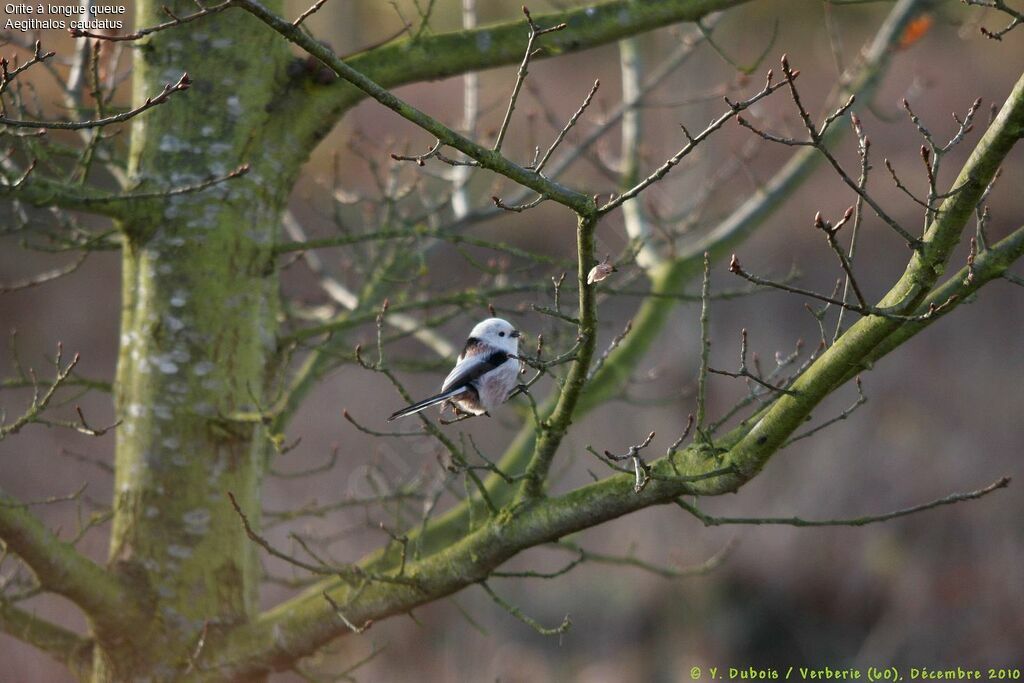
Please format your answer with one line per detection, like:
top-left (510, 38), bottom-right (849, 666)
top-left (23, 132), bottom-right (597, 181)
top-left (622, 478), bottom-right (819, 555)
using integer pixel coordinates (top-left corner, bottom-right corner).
top-left (834, 221), bottom-right (1024, 388)
top-left (204, 203), bottom-right (1024, 677)
top-left (714, 67), bottom-right (1024, 483)
top-left (5, 163), bottom-right (249, 221)
top-left (0, 488), bottom-right (146, 644)
top-left (676, 477), bottom-right (1010, 527)
top-left (203, 412), bottom-right (1008, 679)
top-left (233, 0), bottom-right (595, 214)
top-left (0, 73), bottom-right (190, 129)
top-left (269, 0), bottom-right (754, 165)
top-left (0, 599), bottom-right (92, 679)
top-left (1, 175), bottom-right (132, 220)
top-left (356, 0), bottom-right (750, 90)
top-left (518, 213), bottom-right (599, 499)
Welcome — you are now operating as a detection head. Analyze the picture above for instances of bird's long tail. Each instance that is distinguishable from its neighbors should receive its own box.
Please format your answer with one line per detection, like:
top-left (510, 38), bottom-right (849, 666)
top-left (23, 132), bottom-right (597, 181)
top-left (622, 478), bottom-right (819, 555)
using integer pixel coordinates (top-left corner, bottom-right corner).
top-left (387, 386), bottom-right (468, 421)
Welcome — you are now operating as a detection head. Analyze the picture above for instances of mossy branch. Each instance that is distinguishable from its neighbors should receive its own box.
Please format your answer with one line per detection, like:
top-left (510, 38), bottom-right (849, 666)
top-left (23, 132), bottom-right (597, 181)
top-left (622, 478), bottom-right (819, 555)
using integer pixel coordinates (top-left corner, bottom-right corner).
top-left (2, 175), bottom-right (135, 220)
top-left (268, 0), bottom-right (753, 165)
top-left (234, 0), bottom-right (595, 214)
top-left (518, 213), bottom-right (599, 500)
top-left (0, 599), bottom-right (92, 679)
top-left (204, 396), bottom-right (1010, 679)
top-left (0, 488), bottom-right (148, 646)
top-left (355, 0), bottom-right (750, 90)
top-left (839, 222), bottom-right (1024, 386)
top-left (718, 67), bottom-right (1024, 482)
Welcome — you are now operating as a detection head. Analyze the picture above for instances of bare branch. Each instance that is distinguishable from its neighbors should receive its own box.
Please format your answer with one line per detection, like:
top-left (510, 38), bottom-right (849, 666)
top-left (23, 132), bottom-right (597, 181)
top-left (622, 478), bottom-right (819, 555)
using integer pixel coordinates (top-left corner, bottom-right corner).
top-left (293, 0), bottom-right (329, 27)
top-left (695, 253), bottom-right (712, 440)
top-left (0, 599), bottom-right (91, 674)
top-left (0, 344), bottom-right (79, 440)
top-left (677, 476), bottom-right (1010, 527)
top-left (0, 254), bottom-right (87, 294)
top-left (533, 79), bottom-right (600, 173)
top-left (0, 486), bottom-right (144, 641)
top-left (233, 0), bottom-right (595, 213)
top-left (963, 0), bottom-right (1024, 39)
top-left (0, 73), bottom-right (191, 129)
top-left (600, 70), bottom-right (786, 214)
top-left (737, 56), bottom-right (921, 249)
top-left (479, 581), bottom-right (570, 636)
top-left (599, 430), bottom-right (656, 493)
top-left (492, 6), bottom-right (568, 154)
top-left (555, 536), bottom-right (736, 578)
top-left (728, 254), bottom-right (957, 323)
top-left (815, 207), bottom-right (868, 309)
top-left (783, 377), bottom-right (866, 446)
top-left (227, 492), bottom-right (417, 587)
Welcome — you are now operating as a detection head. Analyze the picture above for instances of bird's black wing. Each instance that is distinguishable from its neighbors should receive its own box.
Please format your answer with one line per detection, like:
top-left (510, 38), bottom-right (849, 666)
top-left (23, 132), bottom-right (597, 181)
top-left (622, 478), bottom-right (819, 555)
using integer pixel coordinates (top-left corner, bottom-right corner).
top-left (441, 349), bottom-right (511, 393)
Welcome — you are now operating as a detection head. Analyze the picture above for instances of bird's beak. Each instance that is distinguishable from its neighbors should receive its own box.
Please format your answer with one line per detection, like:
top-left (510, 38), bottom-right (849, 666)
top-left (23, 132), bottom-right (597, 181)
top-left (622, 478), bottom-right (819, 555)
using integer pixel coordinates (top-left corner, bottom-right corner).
top-left (510, 330), bottom-right (521, 338)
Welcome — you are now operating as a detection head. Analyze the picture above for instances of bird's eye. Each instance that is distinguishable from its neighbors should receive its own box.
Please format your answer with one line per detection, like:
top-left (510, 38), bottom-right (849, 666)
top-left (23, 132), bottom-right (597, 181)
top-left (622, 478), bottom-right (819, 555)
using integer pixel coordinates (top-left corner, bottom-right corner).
top-left (499, 332), bottom-right (506, 337)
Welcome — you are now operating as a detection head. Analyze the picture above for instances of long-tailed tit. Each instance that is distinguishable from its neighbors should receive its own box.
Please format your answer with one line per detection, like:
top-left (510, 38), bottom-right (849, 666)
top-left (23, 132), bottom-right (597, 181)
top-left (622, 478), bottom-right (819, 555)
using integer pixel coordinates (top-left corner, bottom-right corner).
top-left (387, 317), bottom-right (521, 421)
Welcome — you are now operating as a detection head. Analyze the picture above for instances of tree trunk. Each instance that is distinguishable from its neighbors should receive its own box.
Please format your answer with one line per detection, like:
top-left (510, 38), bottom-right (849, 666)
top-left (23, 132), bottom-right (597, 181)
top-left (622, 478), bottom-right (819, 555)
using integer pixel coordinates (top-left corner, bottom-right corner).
top-left (95, 2), bottom-right (293, 678)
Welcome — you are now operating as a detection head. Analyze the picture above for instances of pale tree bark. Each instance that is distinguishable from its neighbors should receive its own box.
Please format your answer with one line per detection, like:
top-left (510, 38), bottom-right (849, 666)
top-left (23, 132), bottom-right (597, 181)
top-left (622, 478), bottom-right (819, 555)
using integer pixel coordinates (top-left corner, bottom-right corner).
top-left (98, 1), bottom-right (294, 678)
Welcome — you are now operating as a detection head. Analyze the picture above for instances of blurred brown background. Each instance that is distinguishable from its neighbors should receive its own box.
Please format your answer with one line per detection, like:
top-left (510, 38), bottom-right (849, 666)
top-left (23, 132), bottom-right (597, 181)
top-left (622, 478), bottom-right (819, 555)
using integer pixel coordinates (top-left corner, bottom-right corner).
top-left (1, 0), bottom-right (1022, 680)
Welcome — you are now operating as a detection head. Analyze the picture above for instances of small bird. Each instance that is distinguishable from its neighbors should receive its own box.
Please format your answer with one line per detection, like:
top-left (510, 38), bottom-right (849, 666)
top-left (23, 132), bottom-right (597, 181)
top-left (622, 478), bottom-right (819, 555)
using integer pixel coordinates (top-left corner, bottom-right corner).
top-left (387, 318), bottom-right (521, 422)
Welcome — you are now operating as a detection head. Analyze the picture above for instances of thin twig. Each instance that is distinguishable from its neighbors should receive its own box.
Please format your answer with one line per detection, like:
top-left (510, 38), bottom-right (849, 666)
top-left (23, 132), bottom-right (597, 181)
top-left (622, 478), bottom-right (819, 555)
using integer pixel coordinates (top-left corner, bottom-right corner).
top-left (479, 581), bottom-right (571, 636)
top-left (677, 476), bottom-right (1010, 527)
top-left (1, 74), bottom-right (191, 129)
top-left (294, 0), bottom-right (329, 27)
top-left (492, 6), bottom-right (567, 153)
top-left (695, 252), bottom-right (712, 442)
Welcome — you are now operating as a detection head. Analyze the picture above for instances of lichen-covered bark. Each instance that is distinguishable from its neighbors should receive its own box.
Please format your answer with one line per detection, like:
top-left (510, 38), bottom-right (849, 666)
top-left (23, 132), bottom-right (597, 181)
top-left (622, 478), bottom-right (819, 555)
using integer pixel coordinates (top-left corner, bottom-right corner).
top-left (518, 213), bottom-right (599, 499)
top-left (99, 1), bottom-right (294, 679)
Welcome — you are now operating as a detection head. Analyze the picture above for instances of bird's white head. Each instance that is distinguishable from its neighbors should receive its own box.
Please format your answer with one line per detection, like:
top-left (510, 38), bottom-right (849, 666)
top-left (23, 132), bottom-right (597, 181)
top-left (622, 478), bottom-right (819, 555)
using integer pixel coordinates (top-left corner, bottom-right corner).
top-left (469, 317), bottom-right (520, 354)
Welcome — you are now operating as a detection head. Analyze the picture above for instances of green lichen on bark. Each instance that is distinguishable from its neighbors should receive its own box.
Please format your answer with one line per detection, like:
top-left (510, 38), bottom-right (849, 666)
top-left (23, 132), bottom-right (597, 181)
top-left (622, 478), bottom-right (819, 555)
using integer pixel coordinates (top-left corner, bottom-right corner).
top-left (100, 1), bottom-right (295, 678)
